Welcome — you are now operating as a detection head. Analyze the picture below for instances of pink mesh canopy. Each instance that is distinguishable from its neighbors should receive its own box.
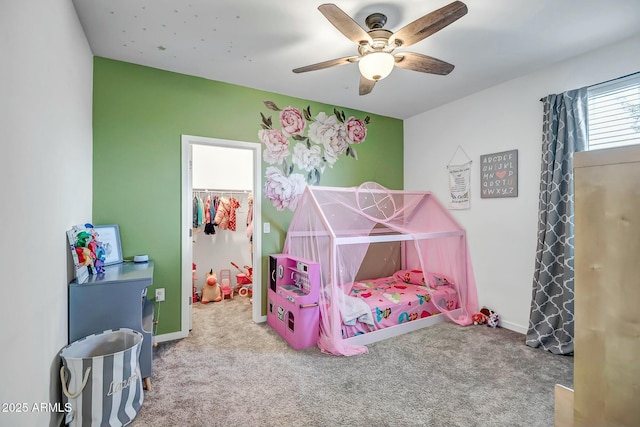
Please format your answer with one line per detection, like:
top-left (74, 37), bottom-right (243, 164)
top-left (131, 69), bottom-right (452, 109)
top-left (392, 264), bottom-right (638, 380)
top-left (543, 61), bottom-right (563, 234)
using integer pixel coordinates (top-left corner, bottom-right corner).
top-left (283, 182), bottom-right (479, 356)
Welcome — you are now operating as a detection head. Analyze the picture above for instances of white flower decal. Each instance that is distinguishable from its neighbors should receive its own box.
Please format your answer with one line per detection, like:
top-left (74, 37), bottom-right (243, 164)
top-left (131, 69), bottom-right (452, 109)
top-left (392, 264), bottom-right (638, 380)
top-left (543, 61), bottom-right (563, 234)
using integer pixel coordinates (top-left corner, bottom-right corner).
top-left (307, 112), bottom-right (341, 145)
top-left (259, 129), bottom-right (290, 165)
top-left (263, 167), bottom-right (306, 211)
top-left (292, 143), bottom-right (323, 173)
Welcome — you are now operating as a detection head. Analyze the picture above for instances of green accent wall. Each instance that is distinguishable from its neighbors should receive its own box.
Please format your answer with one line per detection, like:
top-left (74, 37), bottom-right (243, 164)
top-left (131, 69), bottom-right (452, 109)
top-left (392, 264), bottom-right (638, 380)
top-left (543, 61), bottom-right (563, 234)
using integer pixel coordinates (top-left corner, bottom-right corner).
top-left (93, 57), bottom-right (403, 334)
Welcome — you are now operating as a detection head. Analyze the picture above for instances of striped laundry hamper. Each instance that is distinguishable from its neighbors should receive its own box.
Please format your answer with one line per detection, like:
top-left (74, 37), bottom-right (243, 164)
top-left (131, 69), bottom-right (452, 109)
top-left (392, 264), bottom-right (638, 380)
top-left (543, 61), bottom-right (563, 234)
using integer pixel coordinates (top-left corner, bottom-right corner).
top-left (60, 328), bottom-right (144, 427)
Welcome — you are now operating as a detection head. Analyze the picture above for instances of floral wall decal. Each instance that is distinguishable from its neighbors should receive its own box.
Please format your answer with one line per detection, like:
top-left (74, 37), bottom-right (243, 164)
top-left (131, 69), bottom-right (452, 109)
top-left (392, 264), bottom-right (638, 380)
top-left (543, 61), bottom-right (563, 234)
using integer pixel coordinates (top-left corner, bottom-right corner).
top-left (259, 100), bottom-right (370, 211)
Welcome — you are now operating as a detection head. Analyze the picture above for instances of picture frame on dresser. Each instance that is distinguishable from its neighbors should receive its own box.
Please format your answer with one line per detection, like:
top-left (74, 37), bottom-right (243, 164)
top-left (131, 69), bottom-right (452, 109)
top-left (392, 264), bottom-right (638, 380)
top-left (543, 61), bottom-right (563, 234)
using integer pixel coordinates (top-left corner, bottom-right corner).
top-left (94, 224), bottom-right (123, 266)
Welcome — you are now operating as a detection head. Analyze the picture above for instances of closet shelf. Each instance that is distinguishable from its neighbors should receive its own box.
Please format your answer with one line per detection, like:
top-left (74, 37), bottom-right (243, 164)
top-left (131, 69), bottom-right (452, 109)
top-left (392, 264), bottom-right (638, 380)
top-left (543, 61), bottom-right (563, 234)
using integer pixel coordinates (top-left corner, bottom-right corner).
top-left (193, 188), bottom-right (252, 194)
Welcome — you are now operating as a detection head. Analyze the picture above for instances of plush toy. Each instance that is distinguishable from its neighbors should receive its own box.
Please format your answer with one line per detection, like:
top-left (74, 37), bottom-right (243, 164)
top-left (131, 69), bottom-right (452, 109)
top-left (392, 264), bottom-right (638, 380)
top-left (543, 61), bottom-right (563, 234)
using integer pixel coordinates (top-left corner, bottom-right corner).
top-left (478, 307), bottom-right (500, 328)
top-left (201, 269), bottom-right (222, 304)
top-left (487, 311), bottom-right (500, 328)
top-left (472, 312), bottom-right (487, 325)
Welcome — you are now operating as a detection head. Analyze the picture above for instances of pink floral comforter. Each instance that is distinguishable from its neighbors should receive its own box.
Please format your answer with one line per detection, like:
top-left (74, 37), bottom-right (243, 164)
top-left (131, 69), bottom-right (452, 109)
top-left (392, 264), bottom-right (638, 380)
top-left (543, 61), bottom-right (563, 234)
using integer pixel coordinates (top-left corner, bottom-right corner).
top-left (341, 275), bottom-right (459, 338)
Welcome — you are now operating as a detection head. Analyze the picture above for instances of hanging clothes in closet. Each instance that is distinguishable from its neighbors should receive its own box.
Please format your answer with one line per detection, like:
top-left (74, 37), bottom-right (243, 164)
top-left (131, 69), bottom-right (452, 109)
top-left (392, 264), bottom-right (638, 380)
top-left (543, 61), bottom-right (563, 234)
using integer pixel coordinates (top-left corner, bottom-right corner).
top-left (193, 194), bottom-right (205, 228)
top-left (203, 194), bottom-right (217, 235)
top-left (214, 196), bottom-right (241, 231)
top-left (193, 189), bottom-right (246, 233)
top-left (193, 192), bottom-right (218, 235)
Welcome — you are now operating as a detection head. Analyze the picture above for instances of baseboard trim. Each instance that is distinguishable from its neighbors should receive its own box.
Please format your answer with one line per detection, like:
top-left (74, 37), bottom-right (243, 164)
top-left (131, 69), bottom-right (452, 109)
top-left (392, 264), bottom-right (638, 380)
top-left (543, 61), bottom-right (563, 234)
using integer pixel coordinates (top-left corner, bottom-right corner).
top-left (499, 320), bottom-right (527, 334)
top-left (154, 330), bottom-right (188, 343)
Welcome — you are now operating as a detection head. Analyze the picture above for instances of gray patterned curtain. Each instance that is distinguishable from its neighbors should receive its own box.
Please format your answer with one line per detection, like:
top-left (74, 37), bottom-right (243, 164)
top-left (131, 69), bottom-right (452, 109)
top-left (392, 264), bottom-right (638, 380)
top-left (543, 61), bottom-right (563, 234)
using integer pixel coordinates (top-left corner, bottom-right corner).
top-left (526, 88), bottom-right (588, 355)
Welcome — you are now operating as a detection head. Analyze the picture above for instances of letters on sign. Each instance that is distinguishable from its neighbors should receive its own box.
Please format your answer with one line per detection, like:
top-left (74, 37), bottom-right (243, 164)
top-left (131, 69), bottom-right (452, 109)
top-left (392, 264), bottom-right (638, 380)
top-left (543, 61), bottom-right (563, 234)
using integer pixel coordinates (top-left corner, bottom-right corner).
top-left (480, 149), bottom-right (518, 198)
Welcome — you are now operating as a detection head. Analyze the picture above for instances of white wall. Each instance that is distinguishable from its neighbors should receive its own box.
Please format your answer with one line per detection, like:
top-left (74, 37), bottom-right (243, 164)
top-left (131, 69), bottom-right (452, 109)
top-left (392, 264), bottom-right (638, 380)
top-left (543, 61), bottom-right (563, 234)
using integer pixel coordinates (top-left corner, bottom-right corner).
top-left (404, 35), bottom-right (640, 333)
top-left (192, 144), bottom-right (253, 190)
top-left (0, 1), bottom-right (93, 426)
top-left (192, 145), bottom-right (253, 294)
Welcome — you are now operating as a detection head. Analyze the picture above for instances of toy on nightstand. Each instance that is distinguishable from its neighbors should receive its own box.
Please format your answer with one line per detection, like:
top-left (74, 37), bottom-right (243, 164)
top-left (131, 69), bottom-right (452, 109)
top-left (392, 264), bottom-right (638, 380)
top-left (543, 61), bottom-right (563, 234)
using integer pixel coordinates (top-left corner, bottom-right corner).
top-left (201, 269), bottom-right (222, 304)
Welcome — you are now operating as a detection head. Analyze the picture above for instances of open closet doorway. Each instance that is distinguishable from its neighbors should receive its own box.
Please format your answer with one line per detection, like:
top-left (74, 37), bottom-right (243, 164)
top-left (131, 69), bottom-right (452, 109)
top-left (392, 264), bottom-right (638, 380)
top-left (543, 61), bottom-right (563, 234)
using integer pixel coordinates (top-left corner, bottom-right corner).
top-left (181, 135), bottom-right (262, 336)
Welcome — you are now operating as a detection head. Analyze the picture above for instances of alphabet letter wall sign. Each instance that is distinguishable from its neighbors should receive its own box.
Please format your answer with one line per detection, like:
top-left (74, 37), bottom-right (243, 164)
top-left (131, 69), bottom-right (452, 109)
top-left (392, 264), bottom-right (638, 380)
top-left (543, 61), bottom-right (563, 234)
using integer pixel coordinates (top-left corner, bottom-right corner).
top-left (480, 149), bottom-right (518, 198)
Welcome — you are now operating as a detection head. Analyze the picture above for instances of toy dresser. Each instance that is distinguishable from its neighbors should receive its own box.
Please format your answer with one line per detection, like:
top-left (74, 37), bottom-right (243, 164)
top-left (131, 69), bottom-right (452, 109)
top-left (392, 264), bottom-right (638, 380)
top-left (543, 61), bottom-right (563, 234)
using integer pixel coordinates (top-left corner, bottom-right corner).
top-left (267, 254), bottom-right (320, 350)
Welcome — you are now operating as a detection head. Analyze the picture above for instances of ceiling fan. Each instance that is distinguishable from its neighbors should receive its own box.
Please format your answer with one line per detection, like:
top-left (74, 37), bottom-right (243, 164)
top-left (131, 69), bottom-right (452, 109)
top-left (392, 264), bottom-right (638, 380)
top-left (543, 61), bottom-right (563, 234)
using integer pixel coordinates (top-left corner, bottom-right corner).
top-left (293, 1), bottom-right (468, 95)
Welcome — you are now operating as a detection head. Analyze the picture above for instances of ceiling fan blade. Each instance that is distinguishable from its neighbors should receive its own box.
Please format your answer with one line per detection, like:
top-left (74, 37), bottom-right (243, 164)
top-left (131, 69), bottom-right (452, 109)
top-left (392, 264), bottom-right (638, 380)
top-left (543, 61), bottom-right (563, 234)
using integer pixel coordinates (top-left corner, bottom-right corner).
top-left (293, 56), bottom-right (359, 73)
top-left (359, 75), bottom-right (376, 96)
top-left (389, 1), bottom-right (467, 48)
top-left (318, 4), bottom-right (373, 45)
top-left (394, 52), bottom-right (454, 75)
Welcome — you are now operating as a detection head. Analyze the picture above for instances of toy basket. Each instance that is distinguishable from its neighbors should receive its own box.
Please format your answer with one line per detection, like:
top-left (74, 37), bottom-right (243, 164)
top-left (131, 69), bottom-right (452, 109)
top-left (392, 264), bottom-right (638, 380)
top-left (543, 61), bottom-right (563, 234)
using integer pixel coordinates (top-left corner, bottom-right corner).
top-left (60, 328), bottom-right (144, 427)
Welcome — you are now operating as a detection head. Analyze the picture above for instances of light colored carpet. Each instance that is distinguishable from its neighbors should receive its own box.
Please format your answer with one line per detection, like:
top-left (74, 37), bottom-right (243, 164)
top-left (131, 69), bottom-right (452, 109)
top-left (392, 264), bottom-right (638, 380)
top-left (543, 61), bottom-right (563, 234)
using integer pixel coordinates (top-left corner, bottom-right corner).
top-left (130, 297), bottom-right (573, 427)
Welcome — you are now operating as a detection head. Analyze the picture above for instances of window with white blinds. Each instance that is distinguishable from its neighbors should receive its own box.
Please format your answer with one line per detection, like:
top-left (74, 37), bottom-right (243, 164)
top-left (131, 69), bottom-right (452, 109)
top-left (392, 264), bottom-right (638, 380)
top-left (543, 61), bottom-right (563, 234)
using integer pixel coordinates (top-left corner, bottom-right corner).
top-left (587, 72), bottom-right (640, 150)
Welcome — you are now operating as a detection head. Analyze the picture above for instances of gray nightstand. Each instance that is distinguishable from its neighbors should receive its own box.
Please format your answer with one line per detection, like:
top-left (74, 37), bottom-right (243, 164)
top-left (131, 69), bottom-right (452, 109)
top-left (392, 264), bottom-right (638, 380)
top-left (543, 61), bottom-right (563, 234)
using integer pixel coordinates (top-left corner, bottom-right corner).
top-left (69, 261), bottom-right (154, 390)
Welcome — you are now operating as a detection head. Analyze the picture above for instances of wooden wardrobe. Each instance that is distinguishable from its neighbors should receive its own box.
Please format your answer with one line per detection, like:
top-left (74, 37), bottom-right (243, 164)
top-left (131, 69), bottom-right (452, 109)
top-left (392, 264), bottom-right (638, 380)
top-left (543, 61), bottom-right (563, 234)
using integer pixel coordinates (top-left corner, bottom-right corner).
top-left (555, 144), bottom-right (640, 426)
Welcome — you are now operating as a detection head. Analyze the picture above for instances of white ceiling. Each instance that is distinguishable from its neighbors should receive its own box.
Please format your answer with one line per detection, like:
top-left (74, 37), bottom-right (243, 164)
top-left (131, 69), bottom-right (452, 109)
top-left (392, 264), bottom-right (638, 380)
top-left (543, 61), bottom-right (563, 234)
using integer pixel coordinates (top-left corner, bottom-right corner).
top-left (73, 0), bottom-right (640, 119)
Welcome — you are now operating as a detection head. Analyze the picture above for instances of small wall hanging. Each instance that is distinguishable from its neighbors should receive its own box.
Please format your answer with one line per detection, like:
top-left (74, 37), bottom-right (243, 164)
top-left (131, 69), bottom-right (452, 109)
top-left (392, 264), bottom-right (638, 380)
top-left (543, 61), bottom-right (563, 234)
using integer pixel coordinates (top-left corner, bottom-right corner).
top-left (480, 149), bottom-right (518, 198)
top-left (447, 145), bottom-right (472, 210)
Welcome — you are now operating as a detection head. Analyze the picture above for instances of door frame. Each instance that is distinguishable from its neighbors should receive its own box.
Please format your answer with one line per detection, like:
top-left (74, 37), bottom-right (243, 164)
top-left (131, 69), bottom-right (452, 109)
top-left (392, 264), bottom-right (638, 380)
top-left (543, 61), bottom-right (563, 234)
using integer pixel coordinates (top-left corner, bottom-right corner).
top-left (180, 134), bottom-right (263, 335)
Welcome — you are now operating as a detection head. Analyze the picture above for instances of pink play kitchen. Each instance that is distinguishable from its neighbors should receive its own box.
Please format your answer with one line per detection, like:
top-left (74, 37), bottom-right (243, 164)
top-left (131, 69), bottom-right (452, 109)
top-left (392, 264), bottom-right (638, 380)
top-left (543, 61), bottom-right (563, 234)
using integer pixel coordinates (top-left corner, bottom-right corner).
top-left (267, 254), bottom-right (320, 350)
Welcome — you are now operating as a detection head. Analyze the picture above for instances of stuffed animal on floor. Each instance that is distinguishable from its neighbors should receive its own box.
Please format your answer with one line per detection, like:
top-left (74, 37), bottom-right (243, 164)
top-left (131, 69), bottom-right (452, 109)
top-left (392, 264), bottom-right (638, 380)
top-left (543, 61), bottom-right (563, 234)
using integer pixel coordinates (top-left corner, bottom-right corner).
top-left (474, 307), bottom-right (500, 328)
top-left (201, 269), bottom-right (222, 304)
top-left (472, 312), bottom-right (488, 325)
top-left (487, 311), bottom-right (500, 328)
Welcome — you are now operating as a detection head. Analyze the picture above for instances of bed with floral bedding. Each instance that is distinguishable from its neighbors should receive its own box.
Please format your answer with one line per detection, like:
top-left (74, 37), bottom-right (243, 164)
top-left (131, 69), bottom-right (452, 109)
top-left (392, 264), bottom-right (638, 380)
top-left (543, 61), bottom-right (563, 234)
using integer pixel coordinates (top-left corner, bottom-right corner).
top-left (340, 270), bottom-right (459, 339)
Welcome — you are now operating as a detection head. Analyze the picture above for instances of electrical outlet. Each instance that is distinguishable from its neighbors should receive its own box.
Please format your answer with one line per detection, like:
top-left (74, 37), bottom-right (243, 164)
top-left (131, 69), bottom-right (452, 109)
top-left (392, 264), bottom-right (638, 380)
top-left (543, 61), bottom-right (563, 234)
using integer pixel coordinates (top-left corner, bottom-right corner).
top-left (155, 288), bottom-right (165, 302)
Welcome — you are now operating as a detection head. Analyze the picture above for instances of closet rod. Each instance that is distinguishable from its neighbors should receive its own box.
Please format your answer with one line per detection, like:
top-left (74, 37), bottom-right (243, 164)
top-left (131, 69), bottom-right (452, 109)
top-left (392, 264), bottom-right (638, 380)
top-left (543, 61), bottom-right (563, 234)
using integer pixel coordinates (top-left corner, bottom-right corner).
top-left (192, 188), bottom-right (252, 194)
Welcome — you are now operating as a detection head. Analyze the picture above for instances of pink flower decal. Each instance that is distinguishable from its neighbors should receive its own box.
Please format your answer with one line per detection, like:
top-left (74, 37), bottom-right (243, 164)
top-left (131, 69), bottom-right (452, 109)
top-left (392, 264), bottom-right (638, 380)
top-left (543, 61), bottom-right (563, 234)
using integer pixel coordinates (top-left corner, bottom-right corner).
top-left (345, 117), bottom-right (367, 144)
top-left (279, 106), bottom-right (306, 136)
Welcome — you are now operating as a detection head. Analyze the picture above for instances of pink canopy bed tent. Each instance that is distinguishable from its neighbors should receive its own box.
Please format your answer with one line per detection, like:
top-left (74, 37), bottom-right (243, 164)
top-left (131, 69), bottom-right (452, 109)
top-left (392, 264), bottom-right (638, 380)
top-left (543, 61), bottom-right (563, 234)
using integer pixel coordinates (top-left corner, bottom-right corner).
top-left (283, 182), bottom-right (479, 356)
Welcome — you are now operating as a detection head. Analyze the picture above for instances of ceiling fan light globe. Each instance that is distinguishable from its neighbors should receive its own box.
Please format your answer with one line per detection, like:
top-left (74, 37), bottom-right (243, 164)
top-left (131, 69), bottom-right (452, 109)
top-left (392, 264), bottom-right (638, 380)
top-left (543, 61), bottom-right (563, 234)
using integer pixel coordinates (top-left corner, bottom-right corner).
top-left (358, 52), bottom-right (394, 81)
